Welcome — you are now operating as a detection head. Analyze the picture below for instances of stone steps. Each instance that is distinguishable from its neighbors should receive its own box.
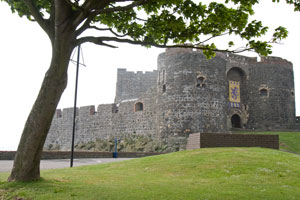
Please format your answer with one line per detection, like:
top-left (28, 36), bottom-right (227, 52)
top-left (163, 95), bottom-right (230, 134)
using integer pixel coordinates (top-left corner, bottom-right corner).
top-left (186, 133), bottom-right (200, 150)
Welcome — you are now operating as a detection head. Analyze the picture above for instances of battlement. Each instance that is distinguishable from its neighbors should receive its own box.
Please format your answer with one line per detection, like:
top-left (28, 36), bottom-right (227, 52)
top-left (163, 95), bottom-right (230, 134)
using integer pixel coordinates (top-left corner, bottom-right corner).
top-left (115, 68), bottom-right (158, 103)
top-left (117, 68), bottom-right (158, 75)
top-left (221, 52), bottom-right (258, 63)
top-left (54, 105), bottom-right (110, 119)
top-left (54, 106), bottom-right (94, 119)
top-left (46, 47), bottom-right (296, 152)
top-left (53, 100), bottom-right (147, 120)
top-left (164, 48), bottom-right (258, 64)
top-left (260, 56), bottom-right (293, 67)
top-left (165, 47), bottom-right (193, 56)
top-left (163, 48), bottom-right (292, 69)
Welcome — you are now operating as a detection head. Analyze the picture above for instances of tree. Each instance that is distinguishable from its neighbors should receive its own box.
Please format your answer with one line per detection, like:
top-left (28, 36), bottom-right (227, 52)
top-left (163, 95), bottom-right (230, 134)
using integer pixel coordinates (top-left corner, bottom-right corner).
top-left (1, 0), bottom-right (298, 182)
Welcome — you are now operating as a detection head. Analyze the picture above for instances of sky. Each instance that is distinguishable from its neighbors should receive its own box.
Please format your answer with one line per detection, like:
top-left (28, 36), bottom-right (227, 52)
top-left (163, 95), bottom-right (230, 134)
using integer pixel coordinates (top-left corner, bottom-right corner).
top-left (0, 1), bottom-right (300, 150)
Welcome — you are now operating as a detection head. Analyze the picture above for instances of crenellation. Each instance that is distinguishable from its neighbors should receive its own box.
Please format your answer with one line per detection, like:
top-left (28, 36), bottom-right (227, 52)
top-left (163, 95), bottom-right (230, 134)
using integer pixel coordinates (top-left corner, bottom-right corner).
top-left (114, 68), bottom-right (158, 103)
top-left (226, 53), bottom-right (258, 64)
top-left (62, 107), bottom-right (78, 119)
top-left (260, 56), bottom-right (293, 69)
top-left (97, 104), bottom-right (114, 114)
top-left (117, 68), bottom-right (127, 73)
top-left (45, 49), bottom-right (297, 152)
top-left (55, 109), bottom-right (62, 118)
top-left (166, 47), bottom-right (193, 56)
top-left (79, 105), bottom-right (96, 116)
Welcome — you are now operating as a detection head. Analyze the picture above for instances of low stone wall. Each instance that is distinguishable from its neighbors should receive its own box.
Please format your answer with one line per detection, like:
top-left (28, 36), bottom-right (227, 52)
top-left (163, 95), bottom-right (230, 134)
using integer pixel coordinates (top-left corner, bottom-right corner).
top-left (186, 133), bottom-right (279, 150)
top-left (0, 151), bottom-right (163, 160)
top-left (0, 151), bottom-right (15, 160)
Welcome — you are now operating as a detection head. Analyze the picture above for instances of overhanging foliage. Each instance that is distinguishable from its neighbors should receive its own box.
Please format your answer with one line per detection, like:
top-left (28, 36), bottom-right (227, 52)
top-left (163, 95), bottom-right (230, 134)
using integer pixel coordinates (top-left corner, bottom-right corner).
top-left (1, 0), bottom-right (298, 58)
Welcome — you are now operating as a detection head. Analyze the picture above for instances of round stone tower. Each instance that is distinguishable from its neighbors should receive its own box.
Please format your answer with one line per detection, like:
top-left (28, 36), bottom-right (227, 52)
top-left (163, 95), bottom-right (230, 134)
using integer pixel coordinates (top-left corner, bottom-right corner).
top-left (155, 48), bottom-right (228, 142)
top-left (246, 57), bottom-right (296, 130)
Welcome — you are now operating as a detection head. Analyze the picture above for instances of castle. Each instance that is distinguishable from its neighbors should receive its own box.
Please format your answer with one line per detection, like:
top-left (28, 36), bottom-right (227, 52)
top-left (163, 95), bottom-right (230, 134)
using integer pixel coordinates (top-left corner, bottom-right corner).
top-left (44, 48), bottom-right (296, 152)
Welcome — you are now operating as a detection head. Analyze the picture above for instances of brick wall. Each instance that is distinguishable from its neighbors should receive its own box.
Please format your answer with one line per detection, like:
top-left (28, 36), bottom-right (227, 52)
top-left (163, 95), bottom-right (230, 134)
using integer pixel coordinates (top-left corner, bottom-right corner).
top-left (186, 133), bottom-right (279, 150)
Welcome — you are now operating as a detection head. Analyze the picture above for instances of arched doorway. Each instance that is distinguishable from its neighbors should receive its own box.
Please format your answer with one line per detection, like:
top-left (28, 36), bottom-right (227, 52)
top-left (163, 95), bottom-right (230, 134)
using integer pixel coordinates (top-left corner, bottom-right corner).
top-left (231, 114), bottom-right (241, 128)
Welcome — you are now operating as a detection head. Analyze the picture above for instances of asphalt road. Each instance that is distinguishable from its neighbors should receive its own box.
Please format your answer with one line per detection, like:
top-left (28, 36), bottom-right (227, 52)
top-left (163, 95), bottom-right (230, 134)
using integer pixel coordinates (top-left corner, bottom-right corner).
top-left (0, 158), bottom-right (134, 172)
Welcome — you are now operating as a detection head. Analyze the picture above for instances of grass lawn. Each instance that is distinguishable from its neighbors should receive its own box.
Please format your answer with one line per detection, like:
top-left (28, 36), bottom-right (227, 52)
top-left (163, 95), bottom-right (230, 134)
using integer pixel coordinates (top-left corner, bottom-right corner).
top-left (1, 147), bottom-right (300, 200)
top-left (233, 131), bottom-right (300, 154)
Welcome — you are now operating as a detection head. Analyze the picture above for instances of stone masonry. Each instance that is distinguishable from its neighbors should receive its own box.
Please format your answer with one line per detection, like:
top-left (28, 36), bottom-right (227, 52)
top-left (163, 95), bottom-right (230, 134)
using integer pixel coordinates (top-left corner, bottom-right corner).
top-left (44, 48), bottom-right (296, 152)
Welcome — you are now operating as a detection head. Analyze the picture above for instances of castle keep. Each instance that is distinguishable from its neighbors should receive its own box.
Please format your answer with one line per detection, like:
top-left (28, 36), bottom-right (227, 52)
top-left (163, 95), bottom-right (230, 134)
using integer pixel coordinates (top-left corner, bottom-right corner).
top-left (44, 48), bottom-right (296, 151)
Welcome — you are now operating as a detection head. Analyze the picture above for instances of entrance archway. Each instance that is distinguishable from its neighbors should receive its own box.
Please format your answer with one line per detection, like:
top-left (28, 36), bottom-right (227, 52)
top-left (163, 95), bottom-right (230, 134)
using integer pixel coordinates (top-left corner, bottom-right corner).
top-left (231, 114), bottom-right (241, 128)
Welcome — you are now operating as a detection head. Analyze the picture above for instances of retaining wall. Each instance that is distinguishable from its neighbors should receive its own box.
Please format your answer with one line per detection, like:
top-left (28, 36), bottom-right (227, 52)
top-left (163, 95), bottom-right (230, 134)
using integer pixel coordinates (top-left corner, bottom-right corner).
top-left (0, 151), bottom-right (163, 160)
top-left (186, 133), bottom-right (279, 150)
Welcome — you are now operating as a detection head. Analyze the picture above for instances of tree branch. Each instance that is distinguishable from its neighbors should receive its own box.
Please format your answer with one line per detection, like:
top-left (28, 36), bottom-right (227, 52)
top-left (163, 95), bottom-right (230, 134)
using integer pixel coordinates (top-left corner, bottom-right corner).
top-left (75, 36), bottom-right (252, 54)
top-left (75, 0), bottom-right (151, 37)
top-left (48, 0), bottom-right (55, 40)
top-left (23, 0), bottom-right (52, 37)
top-left (196, 32), bottom-right (231, 45)
top-left (88, 26), bottom-right (128, 37)
top-left (74, 0), bottom-right (114, 36)
top-left (63, 0), bottom-right (84, 12)
top-left (96, 0), bottom-right (151, 14)
top-left (135, 16), bottom-right (147, 22)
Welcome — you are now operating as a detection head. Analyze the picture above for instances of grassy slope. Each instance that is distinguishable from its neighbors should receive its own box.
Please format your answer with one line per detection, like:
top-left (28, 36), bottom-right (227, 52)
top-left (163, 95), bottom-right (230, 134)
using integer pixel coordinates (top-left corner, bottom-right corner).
top-left (1, 148), bottom-right (300, 200)
top-left (233, 131), bottom-right (300, 154)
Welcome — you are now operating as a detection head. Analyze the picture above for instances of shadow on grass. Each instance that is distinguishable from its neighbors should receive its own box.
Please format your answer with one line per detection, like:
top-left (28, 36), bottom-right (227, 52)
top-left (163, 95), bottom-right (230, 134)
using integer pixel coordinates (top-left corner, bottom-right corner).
top-left (0, 177), bottom-right (74, 200)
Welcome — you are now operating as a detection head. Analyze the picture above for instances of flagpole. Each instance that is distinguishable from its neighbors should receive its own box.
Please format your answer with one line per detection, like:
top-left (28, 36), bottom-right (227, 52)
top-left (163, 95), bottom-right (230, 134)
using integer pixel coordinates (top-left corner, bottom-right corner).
top-left (70, 44), bottom-right (81, 167)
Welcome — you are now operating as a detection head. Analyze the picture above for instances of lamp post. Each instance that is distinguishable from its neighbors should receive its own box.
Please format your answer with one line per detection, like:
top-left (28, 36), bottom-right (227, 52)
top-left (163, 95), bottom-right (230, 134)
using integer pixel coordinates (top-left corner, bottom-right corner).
top-left (70, 44), bottom-right (81, 168)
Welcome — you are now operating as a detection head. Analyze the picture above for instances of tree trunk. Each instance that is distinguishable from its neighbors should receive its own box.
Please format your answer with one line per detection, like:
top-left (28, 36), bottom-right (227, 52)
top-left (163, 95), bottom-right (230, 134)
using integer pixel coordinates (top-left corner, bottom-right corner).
top-left (7, 0), bottom-right (77, 182)
top-left (7, 43), bottom-right (73, 181)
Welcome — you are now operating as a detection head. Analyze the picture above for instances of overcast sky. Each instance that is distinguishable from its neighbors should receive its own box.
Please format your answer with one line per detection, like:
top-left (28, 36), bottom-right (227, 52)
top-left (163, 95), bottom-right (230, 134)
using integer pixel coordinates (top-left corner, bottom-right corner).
top-left (0, 1), bottom-right (299, 150)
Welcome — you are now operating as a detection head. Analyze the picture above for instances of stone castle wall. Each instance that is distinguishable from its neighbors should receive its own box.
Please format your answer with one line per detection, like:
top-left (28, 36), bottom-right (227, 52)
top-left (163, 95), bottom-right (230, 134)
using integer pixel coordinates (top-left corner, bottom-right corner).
top-left (44, 98), bottom-right (157, 151)
top-left (155, 50), bottom-right (228, 139)
top-left (247, 58), bottom-right (295, 129)
top-left (114, 68), bottom-right (158, 103)
top-left (45, 49), bottom-right (296, 152)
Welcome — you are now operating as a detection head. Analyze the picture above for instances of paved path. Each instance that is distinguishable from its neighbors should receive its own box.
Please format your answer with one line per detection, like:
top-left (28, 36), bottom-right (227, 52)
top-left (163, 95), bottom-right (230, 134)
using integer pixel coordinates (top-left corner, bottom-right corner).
top-left (0, 158), bottom-right (134, 172)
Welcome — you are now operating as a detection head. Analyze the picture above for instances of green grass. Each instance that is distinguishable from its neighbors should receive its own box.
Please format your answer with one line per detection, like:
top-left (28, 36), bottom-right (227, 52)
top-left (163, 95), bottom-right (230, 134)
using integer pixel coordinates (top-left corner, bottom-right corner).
top-left (233, 131), bottom-right (300, 154)
top-left (1, 148), bottom-right (300, 200)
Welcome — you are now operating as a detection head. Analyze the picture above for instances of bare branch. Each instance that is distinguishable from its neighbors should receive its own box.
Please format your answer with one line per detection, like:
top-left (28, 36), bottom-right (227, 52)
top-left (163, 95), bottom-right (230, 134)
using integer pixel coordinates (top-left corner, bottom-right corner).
top-left (100, 42), bottom-right (118, 48)
top-left (196, 32), bottom-right (231, 45)
top-left (135, 17), bottom-right (147, 22)
top-left (232, 47), bottom-right (252, 54)
top-left (89, 26), bottom-right (128, 37)
top-left (75, 36), bottom-right (253, 54)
